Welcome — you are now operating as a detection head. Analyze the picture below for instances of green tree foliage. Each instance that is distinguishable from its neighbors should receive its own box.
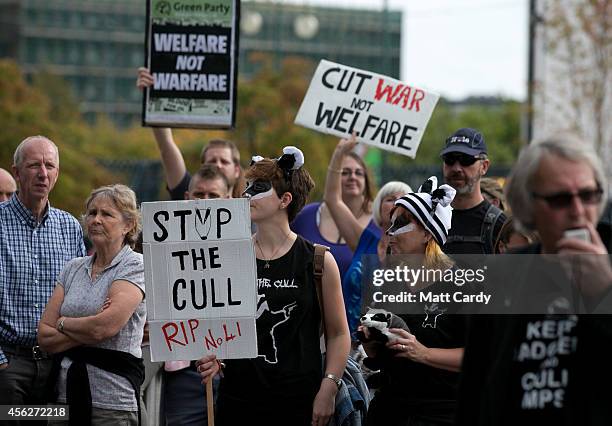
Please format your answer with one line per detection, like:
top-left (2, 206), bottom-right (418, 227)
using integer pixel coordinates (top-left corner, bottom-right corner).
top-left (389, 98), bottom-right (525, 168)
top-left (0, 57), bottom-right (524, 210)
top-left (151, 54), bottom-right (341, 201)
top-left (0, 60), bottom-right (113, 215)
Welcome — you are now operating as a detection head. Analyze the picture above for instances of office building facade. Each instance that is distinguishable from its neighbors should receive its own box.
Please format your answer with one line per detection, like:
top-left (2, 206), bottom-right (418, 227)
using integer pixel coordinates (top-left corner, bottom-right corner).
top-left (0, 0), bottom-right (401, 126)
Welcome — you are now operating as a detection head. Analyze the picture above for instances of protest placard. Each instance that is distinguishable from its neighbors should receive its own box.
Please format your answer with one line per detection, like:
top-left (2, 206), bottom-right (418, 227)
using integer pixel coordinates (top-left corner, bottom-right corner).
top-left (142, 0), bottom-right (239, 128)
top-left (295, 60), bottom-right (440, 158)
top-left (142, 199), bottom-right (257, 361)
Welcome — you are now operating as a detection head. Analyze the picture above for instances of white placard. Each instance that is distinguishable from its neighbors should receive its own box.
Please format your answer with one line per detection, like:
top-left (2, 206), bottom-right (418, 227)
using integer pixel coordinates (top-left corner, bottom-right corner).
top-left (142, 240), bottom-right (257, 320)
top-left (143, 199), bottom-right (257, 361)
top-left (141, 198), bottom-right (251, 243)
top-left (295, 60), bottom-right (440, 158)
top-left (148, 317), bottom-right (257, 361)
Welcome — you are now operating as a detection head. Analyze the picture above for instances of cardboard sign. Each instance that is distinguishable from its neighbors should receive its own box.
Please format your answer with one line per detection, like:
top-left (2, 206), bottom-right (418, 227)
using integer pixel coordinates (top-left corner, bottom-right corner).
top-left (143, 0), bottom-right (239, 128)
top-left (148, 318), bottom-right (256, 360)
top-left (143, 240), bottom-right (256, 320)
top-left (295, 60), bottom-right (440, 158)
top-left (141, 199), bottom-right (251, 243)
top-left (143, 199), bottom-right (257, 361)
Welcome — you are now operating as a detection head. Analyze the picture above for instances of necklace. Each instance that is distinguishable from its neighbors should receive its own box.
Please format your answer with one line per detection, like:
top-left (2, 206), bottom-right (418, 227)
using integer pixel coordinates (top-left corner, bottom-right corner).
top-left (255, 232), bottom-right (292, 268)
top-left (91, 263), bottom-right (109, 280)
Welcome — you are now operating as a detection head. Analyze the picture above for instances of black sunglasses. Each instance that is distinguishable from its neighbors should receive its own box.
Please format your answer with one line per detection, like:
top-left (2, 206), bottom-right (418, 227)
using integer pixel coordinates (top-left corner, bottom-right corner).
top-left (442, 153), bottom-right (483, 167)
top-left (532, 187), bottom-right (603, 209)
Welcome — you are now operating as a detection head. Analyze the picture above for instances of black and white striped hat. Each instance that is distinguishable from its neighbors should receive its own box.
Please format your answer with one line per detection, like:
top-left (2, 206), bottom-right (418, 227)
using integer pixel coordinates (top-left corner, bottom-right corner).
top-left (394, 176), bottom-right (456, 246)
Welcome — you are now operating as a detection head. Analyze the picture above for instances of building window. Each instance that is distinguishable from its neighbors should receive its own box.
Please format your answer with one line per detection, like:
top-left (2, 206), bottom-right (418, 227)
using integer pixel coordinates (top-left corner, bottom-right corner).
top-left (87, 13), bottom-right (98, 28)
top-left (132, 49), bottom-right (142, 67)
top-left (68, 42), bottom-right (79, 64)
top-left (85, 82), bottom-right (97, 100)
top-left (86, 43), bottom-right (99, 64)
top-left (70, 11), bottom-right (80, 28)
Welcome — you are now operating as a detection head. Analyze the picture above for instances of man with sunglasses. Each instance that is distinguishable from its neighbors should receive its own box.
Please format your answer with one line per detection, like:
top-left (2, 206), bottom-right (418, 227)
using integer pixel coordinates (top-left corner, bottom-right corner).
top-left (440, 128), bottom-right (506, 255)
top-left (456, 135), bottom-right (612, 425)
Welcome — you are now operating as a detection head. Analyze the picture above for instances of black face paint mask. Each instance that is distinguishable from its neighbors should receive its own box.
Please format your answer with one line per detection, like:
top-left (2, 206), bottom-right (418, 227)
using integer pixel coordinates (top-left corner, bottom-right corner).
top-left (386, 214), bottom-right (416, 236)
top-left (243, 181), bottom-right (274, 200)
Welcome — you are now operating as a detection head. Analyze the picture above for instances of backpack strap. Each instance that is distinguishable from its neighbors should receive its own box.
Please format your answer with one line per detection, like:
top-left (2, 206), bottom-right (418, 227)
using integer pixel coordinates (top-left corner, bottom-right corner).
top-left (480, 203), bottom-right (505, 254)
top-left (445, 235), bottom-right (484, 244)
top-left (313, 244), bottom-right (329, 340)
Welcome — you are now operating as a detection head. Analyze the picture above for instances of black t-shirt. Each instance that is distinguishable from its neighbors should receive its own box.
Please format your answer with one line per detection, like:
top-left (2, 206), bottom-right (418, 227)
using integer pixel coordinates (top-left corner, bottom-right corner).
top-left (457, 314), bottom-right (582, 426)
top-left (371, 280), bottom-right (467, 424)
top-left (507, 315), bottom-right (578, 424)
top-left (443, 199), bottom-right (506, 255)
top-left (219, 236), bottom-right (322, 412)
top-left (167, 171), bottom-right (191, 200)
top-left (456, 244), bottom-right (612, 426)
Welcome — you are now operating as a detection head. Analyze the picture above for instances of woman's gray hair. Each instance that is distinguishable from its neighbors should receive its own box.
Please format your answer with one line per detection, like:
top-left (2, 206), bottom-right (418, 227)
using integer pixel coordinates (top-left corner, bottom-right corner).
top-left (506, 134), bottom-right (608, 233)
top-left (83, 184), bottom-right (142, 248)
top-left (372, 181), bottom-right (413, 227)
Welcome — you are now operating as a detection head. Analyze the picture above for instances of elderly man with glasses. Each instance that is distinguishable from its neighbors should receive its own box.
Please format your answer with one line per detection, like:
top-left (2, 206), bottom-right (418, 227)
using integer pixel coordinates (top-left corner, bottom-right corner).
top-left (440, 128), bottom-right (507, 255)
top-left (456, 134), bottom-right (612, 426)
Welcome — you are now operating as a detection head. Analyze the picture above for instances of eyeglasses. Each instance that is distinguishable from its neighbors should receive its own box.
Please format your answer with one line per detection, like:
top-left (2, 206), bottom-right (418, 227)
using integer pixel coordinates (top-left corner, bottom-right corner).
top-left (532, 187), bottom-right (603, 209)
top-left (442, 153), bottom-right (483, 167)
top-left (341, 168), bottom-right (365, 178)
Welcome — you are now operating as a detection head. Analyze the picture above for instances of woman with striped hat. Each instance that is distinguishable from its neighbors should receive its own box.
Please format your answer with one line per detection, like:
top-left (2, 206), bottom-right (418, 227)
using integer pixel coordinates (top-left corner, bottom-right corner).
top-left (361, 177), bottom-right (467, 426)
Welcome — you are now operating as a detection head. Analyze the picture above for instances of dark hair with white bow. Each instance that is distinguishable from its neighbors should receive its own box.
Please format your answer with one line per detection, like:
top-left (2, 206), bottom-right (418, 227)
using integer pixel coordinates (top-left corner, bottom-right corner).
top-left (245, 146), bottom-right (313, 222)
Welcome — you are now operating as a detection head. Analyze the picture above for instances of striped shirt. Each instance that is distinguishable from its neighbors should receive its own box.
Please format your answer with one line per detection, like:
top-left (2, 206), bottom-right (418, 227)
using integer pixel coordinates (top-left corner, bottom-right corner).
top-left (0, 195), bottom-right (85, 363)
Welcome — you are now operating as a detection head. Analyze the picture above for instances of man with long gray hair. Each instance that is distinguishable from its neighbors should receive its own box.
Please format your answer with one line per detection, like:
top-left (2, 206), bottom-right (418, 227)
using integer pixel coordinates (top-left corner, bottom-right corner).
top-left (456, 134), bottom-right (612, 425)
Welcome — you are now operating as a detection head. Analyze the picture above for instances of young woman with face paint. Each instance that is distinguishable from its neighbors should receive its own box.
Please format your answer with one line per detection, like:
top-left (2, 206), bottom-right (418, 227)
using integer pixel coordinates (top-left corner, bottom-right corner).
top-left (196, 147), bottom-right (350, 426)
top-left (361, 177), bottom-right (468, 426)
top-left (324, 134), bottom-right (412, 339)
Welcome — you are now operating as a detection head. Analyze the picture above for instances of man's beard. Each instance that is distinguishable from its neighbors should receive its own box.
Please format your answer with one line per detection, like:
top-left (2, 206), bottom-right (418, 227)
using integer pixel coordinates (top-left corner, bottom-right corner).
top-left (445, 173), bottom-right (479, 195)
top-left (225, 172), bottom-right (237, 188)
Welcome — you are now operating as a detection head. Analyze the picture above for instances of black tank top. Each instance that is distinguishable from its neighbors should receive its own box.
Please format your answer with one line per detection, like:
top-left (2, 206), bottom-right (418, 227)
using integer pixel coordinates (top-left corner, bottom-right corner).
top-left (220, 235), bottom-right (322, 406)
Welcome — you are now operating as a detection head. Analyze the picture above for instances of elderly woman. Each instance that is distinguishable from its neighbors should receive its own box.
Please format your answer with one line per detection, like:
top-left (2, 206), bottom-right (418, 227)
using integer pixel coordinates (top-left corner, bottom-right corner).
top-left (360, 177), bottom-right (465, 425)
top-left (38, 184), bottom-right (145, 426)
top-left (197, 147), bottom-right (350, 426)
top-left (324, 135), bottom-right (411, 337)
top-left (456, 135), bottom-right (612, 425)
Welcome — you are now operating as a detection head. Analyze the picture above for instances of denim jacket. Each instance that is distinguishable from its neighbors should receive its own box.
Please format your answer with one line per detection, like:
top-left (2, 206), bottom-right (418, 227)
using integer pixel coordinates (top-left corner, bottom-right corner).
top-left (331, 357), bottom-right (370, 426)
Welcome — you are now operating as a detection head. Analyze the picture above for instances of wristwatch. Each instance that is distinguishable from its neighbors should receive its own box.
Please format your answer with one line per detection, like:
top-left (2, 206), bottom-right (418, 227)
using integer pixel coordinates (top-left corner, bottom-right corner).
top-left (324, 373), bottom-right (342, 389)
top-left (57, 317), bottom-right (65, 334)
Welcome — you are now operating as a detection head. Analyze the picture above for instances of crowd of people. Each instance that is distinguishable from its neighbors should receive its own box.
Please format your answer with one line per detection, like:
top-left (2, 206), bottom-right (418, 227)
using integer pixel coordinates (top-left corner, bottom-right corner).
top-left (0, 71), bottom-right (610, 426)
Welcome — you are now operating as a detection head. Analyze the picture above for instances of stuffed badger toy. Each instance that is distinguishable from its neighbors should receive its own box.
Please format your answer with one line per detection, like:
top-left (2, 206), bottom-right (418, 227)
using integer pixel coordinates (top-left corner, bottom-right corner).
top-left (356, 308), bottom-right (411, 371)
top-left (356, 308), bottom-right (410, 343)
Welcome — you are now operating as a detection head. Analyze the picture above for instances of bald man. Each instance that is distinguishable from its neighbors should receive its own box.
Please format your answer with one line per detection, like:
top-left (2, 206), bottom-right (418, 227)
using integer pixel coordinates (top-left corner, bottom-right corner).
top-left (0, 136), bottom-right (85, 415)
top-left (0, 168), bottom-right (16, 202)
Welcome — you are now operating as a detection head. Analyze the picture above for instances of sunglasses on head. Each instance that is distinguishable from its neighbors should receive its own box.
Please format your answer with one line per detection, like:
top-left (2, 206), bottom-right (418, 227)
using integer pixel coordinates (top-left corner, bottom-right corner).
top-left (532, 187), bottom-right (603, 209)
top-left (442, 153), bottom-right (483, 167)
